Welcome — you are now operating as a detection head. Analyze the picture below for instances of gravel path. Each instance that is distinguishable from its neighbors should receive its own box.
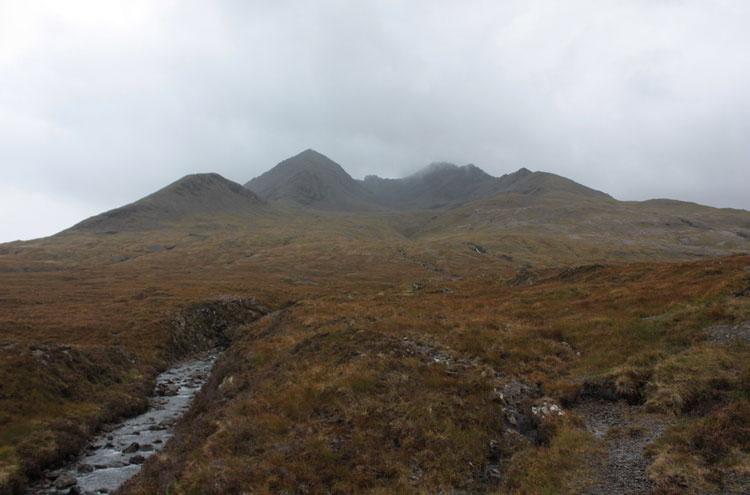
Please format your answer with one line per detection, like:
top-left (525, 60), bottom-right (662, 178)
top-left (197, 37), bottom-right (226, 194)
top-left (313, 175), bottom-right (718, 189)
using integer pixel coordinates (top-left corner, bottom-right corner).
top-left (575, 399), bottom-right (670, 495)
top-left (706, 320), bottom-right (750, 345)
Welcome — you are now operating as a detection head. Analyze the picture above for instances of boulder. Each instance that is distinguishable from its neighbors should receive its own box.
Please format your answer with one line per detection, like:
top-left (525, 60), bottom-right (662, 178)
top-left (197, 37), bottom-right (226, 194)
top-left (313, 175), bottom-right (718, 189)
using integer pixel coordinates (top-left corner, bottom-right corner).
top-left (45, 469), bottom-right (63, 480)
top-left (122, 442), bottom-right (140, 453)
top-left (54, 473), bottom-right (77, 489)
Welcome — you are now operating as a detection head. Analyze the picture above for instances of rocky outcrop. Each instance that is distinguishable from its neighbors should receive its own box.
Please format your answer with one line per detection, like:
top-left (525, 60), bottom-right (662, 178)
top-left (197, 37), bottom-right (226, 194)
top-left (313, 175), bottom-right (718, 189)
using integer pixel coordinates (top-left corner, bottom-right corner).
top-left (169, 295), bottom-right (270, 357)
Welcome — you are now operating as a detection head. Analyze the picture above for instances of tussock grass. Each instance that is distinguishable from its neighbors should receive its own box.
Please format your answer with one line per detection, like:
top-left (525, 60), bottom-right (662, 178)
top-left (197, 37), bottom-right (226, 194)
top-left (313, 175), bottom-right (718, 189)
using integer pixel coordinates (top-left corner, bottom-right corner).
top-left (0, 209), bottom-right (748, 493)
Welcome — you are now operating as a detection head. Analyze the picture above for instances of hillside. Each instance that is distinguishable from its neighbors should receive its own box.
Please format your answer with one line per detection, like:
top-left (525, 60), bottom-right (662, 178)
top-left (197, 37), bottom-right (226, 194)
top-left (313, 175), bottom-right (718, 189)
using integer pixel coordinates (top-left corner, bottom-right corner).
top-left (65, 173), bottom-right (265, 233)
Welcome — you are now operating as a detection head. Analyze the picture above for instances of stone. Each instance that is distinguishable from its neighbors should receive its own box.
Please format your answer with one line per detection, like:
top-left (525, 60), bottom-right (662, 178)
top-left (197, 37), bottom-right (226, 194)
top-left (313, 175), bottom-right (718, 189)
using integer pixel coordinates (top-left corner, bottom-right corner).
top-left (45, 469), bottom-right (63, 480)
top-left (77, 463), bottom-right (94, 473)
top-left (122, 442), bottom-right (140, 453)
top-left (54, 473), bottom-right (77, 489)
top-left (129, 455), bottom-right (146, 465)
top-left (156, 382), bottom-right (179, 396)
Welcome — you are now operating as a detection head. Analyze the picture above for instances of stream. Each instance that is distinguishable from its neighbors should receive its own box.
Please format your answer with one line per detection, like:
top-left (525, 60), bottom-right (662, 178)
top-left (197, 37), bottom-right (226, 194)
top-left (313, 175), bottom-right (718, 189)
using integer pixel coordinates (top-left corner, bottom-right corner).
top-left (29, 353), bottom-right (217, 495)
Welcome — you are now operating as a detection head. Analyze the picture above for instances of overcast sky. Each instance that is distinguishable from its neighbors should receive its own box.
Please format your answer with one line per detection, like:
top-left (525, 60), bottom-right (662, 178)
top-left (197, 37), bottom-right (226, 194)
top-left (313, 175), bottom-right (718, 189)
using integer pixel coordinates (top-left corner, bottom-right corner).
top-left (1, 0), bottom-right (749, 241)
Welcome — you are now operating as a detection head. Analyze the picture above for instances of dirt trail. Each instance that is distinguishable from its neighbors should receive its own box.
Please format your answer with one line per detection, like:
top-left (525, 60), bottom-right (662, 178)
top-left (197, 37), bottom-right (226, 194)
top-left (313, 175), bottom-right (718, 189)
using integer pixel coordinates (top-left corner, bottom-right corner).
top-left (575, 399), bottom-right (670, 495)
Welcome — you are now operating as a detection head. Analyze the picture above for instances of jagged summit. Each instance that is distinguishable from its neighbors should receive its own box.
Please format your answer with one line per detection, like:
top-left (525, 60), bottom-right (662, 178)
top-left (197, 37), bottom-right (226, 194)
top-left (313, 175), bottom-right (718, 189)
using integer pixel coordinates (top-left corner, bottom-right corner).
top-left (65, 173), bottom-right (264, 233)
top-left (361, 162), bottom-right (498, 209)
top-left (359, 162), bottom-right (610, 209)
top-left (245, 149), bottom-right (379, 211)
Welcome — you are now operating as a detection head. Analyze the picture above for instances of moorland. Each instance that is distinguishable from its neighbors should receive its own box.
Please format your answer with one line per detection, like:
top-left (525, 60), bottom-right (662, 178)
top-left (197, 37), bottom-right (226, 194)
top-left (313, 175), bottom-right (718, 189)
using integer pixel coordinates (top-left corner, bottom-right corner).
top-left (1, 149), bottom-right (749, 495)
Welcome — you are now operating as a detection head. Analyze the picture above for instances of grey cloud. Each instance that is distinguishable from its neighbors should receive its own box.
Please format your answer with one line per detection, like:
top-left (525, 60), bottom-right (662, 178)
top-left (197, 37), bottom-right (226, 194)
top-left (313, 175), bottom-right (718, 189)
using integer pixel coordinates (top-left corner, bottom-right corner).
top-left (1, 0), bottom-right (749, 241)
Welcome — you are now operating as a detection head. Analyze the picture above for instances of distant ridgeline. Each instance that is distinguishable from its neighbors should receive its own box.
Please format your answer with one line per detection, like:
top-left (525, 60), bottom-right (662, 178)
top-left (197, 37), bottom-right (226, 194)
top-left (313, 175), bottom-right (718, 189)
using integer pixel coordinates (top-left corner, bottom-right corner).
top-left (57, 148), bottom-right (750, 264)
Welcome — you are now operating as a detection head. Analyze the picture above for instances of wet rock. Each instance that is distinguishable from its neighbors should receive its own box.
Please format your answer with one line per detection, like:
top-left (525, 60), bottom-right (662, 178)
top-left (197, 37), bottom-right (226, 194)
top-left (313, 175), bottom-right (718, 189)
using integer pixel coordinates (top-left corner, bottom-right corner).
top-left (148, 424), bottom-right (166, 431)
top-left (46, 469), bottom-right (63, 480)
top-left (94, 464), bottom-right (108, 470)
top-left (122, 442), bottom-right (140, 453)
top-left (129, 455), bottom-right (146, 465)
top-left (54, 473), bottom-right (78, 489)
top-left (140, 444), bottom-right (154, 451)
top-left (67, 486), bottom-right (83, 495)
top-left (156, 382), bottom-right (180, 396)
top-left (153, 438), bottom-right (163, 444)
top-left (77, 463), bottom-right (94, 473)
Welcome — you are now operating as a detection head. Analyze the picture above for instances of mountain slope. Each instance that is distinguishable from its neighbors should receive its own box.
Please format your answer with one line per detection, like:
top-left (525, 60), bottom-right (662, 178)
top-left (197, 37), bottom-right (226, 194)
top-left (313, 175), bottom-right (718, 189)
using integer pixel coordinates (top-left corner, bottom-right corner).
top-left (493, 168), bottom-right (611, 199)
top-left (65, 173), bottom-right (265, 233)
top-left (245, 149), bottom-right (379, 211)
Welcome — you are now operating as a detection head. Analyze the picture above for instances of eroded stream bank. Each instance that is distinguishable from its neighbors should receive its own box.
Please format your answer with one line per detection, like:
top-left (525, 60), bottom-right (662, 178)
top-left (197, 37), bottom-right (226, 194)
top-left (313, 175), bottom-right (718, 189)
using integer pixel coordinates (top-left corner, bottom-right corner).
top-left (29, 353), bottom-right (218, 495)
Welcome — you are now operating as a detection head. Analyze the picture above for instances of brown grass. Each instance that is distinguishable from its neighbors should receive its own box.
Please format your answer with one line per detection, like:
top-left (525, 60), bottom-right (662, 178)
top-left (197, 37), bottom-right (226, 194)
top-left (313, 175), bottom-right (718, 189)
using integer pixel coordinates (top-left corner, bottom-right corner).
top-left (0, 215), bottom-right (748, 493)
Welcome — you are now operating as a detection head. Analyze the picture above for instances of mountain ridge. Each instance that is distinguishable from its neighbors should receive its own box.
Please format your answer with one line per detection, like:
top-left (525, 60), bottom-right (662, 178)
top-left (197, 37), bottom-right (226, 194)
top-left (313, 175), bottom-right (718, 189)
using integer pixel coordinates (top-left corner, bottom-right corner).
top-left (245, 148), bottom-right (612, 211)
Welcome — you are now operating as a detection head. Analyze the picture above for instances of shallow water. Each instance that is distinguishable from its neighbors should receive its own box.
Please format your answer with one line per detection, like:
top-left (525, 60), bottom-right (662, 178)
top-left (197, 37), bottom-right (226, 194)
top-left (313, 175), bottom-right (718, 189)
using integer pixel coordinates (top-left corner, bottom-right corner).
top-left (29, 354), bottom-right (217, 494)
